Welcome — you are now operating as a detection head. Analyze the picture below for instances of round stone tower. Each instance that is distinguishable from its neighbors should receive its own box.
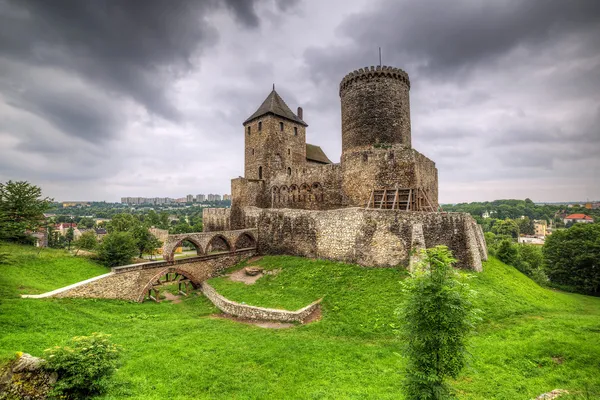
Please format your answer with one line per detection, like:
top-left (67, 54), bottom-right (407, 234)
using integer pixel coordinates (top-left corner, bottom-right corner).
top-left (339, 66), bottom-right (411, 154)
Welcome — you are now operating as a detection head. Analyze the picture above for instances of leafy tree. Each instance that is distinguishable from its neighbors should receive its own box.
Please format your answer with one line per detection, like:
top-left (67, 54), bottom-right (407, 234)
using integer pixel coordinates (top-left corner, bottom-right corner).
top-left (517, 217), bottom-right (535, 236)
top-left (65, 227), bottom-right (75, 250)
top-left (107, 213), bottom-right (137, 233)
top-left (398, 246), bottom-right (479, 399)
top-left (492, 219), bottom-right (520, 239)
top-left (0, 180), bottom-right (53, 242)
top-left (169, 223), bottom-right (194, 234)
top-left (78, 217), bottom-right (95, 229)
top-left (131, 226), bottom-right (162, 258)
top-left (97, 232), bottom-right (138, 267)
top-left (146, 210), bottom-right (160, 227)
top-left (543, 223), bottom-right (600, 295)
top-left (496, 239), bottom-right (518, 266)
top-left (73, 231), bottom-right (98, 254)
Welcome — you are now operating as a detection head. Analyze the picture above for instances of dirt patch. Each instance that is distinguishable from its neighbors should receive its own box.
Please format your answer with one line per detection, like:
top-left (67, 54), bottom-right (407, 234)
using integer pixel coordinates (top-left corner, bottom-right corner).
top-left (552, 356), bottom-right (564, 365)
top-left (226, 266), bottom-right (281, 285)
top-left (210, 314), bottom-right (295, 329)
top-left (228, 268), bottom-right (264, 285)
top-left (302, 306), bottom-right (322, 324)
top-left (162, 291), bottom-right (183, 304)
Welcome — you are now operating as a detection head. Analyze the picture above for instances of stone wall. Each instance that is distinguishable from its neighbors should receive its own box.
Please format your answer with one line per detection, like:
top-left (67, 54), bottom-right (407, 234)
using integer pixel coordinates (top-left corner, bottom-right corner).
top-left (51, 251), bottom-right (256, 302)
top-left (341, 146), bottom-right (438, 208)
top-left (202, 208), bottom-right (231, 232)
top-left (201, 282), bottom-right (321, 323)
top-left (254, 207), bottom-right (485, 271)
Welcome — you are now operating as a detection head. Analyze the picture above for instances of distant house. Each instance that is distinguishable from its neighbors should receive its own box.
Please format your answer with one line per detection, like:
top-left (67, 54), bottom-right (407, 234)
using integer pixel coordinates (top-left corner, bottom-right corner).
top-left (564, 214), bottom-right (594, 225)
top-left (94, 228), bottom-right (108, 240)
top-left (54, 223), bottom-right (77, 235)
top-left (518, 236), bottom-right (545, 245)
top-left (533, 220), bottom-right (547, 237)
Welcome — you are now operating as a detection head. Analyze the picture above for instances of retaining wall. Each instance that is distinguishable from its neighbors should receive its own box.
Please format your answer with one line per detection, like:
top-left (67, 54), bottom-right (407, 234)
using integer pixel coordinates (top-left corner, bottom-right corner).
top-left (201, 282), bottom-right (321, 323)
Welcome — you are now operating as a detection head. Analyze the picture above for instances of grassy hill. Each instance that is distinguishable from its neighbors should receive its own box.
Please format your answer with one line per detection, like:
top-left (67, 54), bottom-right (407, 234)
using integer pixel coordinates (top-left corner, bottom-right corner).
top-left (0, 243), bottom-right (598, 399)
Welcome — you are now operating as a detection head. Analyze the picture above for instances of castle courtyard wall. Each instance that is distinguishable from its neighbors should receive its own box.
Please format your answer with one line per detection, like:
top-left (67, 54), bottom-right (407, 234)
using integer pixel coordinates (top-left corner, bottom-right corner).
top-left (253, 207), bottom-right (485, 271)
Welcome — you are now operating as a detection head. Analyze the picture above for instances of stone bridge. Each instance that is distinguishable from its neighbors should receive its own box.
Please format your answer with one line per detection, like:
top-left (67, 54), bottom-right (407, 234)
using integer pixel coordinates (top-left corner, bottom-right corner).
top-left (43, 250), bottom-right (256, 302)
top-left (162, 229), bottom-right (257, 262)
top-left (26, 229), bottom-right (259, 303)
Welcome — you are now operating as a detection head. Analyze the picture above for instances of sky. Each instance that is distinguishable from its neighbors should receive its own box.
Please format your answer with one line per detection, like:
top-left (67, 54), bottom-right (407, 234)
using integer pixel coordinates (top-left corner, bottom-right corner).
top-left (1, 0), bottom-right (599, 204)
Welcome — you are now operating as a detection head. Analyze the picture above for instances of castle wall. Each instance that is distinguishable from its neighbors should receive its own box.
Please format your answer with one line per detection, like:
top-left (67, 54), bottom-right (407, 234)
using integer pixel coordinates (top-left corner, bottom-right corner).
top-left (202, 208), bottom-right (231, 232)
top-left (231, 178), bottom-right (268, 229)
top-left (340, 66), bottom-right (412, 154)
top-left (341, 146), bottom-right (438, 207)
top-left (253, 207), bottom-right (484, 271)
top-left (268, 163), bottom-right (344, 210)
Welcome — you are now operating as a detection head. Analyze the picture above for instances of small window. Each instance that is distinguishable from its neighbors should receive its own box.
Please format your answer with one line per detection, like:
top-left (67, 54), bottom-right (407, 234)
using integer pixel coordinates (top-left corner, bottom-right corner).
top-left (280, 122), bottom-right (284, 131)
top-left (363, 153), bottom-right (368, 163)
top-left (258, 121), bottom-right (262, 131)
top-left (287, 149), bottom-right (291, 156)
top-left (251, 148), bottom-right (255, 155)
top-left (287, 167), bottom-right (291, 176)
top-left (294, 127), bottom-right (298, 136)
top-left (258, 166), bottom-right (263, 180)
top-left (247, 126), bottom-right (251, 135)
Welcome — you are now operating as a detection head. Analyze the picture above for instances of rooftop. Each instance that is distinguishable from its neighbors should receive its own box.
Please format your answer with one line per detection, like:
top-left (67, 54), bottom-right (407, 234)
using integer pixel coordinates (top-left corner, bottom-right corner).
top-left (244, 89), bottom-right (307, 126)
top-left (306, 144), bottom-right (332, 164)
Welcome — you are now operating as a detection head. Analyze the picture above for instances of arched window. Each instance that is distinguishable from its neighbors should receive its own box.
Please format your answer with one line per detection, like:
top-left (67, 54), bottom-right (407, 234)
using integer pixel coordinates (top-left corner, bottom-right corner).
top-left (258, 121), bottom-right (262, 131)
top-left (287, 167), bottom-right (291, 176)
top-left (247, 126), bottom-right (251, 135)
top-left (258, 166), bottom-right (263, 179)
top-left (280, 122), bottom-right (284, 131)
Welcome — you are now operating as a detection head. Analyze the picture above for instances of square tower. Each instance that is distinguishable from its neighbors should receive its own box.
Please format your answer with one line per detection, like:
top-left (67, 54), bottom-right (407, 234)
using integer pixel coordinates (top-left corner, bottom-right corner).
top-left (243, 89), bottom-right (307, 181)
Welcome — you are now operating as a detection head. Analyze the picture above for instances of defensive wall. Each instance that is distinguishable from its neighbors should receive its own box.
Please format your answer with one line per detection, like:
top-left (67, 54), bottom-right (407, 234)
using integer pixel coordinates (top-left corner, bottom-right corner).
top-left (162, 228), bottom-right (256, 261)
top-left (244, 207), bottom-right (485, 271)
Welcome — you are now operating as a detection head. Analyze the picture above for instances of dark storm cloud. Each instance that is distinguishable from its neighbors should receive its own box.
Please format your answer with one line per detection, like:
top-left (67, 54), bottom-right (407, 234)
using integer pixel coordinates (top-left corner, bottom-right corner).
top-left (305, 0), bottom-right (600, 80)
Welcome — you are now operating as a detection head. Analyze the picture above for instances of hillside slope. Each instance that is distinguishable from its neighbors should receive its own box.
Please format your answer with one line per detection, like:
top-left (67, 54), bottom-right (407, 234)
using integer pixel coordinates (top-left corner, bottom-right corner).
top-left (0, 243), bottom-right (598, 399)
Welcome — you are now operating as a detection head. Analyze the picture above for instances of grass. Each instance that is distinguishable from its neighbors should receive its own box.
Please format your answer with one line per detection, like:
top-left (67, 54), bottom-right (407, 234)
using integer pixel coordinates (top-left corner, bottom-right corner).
top-left (0, 243), bottom-right (599, 399)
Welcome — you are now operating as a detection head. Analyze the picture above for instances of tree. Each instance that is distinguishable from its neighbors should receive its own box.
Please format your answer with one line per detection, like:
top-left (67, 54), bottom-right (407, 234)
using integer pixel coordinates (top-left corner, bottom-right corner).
top-left (73, 231), bottom-right (98, 254)
top-left (0, 180), bottom-right (53, 242)
top-left (492, 219), bottom-right (520, 239)
top-left (543, 223), bottom-right (600, 295)
top-left (65, 227), bottom-right (75, 250)
top-left (398, 246), bottom-right (479, 399)
top-left (106, 213), bottom-right (137, 233)
top-left (96, 232), bottom-right (138, 267)
top-left (496, 239), bottom-right (518, 266)
top-left (78, 217), bottom-right (95, 229)
top-left (131, 226), bottom-right (162, 258)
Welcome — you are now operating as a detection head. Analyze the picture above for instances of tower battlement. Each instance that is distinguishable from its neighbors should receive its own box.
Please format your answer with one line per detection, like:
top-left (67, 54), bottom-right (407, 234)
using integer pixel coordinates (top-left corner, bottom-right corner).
top-left (339, 65), bottom-right (410, 95)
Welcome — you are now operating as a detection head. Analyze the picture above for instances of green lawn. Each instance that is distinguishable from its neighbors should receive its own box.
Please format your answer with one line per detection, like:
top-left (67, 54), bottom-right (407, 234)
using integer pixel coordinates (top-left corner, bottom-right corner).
top-left (0, 244), bottom-right (599, 399)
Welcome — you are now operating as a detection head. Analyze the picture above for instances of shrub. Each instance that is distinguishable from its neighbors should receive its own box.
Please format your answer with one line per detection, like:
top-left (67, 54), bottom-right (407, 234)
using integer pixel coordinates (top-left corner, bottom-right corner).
top-left (543, 223), bottom-right (600, 295)
top-left (43, 333), bottom-right (121, 398)
top-left (496, 239), bottom-right (518, 265)
top-left (96, 231), bottom-right (138, 267)
top-left (398, 246), bottom-right (479, 399)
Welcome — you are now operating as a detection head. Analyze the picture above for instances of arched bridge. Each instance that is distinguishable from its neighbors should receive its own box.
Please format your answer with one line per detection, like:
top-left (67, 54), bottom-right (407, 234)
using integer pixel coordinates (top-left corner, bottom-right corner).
top-left (162, 229), bottom-right (257, 262)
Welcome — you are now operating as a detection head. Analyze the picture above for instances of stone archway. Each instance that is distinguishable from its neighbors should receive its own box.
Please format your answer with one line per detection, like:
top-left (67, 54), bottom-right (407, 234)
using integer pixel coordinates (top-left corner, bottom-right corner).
top-left (164, 237), bottom-right (204, 262)
top-left (234, 232), bottom-right (257, 251)
top-left (205, 234), bottom-right (232, 254)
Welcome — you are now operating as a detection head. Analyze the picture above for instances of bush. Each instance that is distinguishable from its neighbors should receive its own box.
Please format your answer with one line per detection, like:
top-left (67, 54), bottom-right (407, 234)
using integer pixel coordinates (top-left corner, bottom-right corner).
top-left (96, 231), bottom-right (138, 267)
top-left (496, 239), bottom-right (518, 265)
top-left (543, 223), bottom-right (600, 295)
top-left (43, 333), bottom-right (121, 398)
top-left (398, 246), bottom-right (479, 399)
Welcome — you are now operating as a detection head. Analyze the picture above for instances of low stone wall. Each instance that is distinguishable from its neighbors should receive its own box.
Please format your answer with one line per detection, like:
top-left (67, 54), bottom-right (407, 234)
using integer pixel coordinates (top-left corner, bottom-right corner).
top-left (201, 282), bottom-right (321, 323)
top-left (47, 250), bottom-right (256, 302)
top-left (254, 207), bottom-right (485, 271)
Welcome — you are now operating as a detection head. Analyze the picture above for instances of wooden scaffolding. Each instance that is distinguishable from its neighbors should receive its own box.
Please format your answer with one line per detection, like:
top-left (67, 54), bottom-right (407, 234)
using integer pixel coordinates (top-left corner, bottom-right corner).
top-left (365, 188), bottom-right (436, 211)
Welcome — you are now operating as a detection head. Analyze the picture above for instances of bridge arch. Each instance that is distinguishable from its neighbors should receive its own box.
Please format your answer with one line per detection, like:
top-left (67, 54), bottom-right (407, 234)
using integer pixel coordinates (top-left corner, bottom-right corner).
top-left (234, 231), bottom-right (257, 251)
top-left (205, 234), bottom-right (232, 254)
top-left (138, 267), bottom-right (199, 303)
top-left (164, 236), bottom-right (204, 262)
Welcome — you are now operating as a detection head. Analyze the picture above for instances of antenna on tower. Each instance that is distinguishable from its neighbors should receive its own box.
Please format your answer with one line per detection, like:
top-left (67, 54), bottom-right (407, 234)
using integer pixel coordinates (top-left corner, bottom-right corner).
top-left (378, 47), bottom-right (382, 67)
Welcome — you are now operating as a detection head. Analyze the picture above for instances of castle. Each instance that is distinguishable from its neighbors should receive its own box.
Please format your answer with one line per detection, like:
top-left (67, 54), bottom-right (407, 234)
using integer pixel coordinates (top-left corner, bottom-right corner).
top-left (205, 65), bottom-right (487, 271)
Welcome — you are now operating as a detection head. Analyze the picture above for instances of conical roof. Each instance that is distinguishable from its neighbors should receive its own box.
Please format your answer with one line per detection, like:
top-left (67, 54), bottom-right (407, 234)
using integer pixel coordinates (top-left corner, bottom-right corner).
top-left (244, 89), bottom-right (308, 126)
